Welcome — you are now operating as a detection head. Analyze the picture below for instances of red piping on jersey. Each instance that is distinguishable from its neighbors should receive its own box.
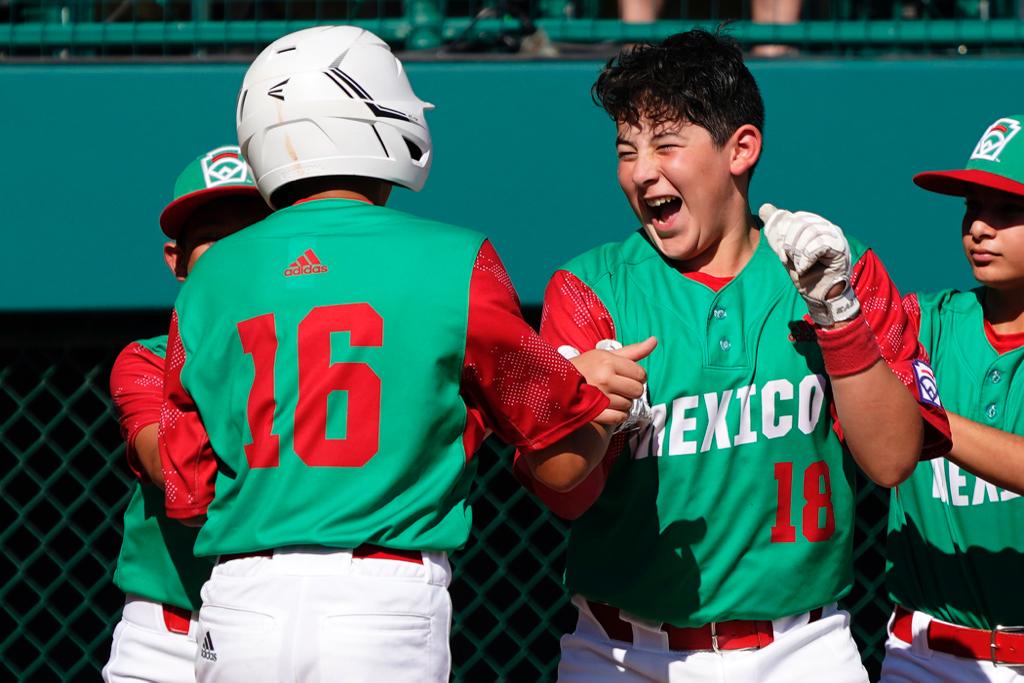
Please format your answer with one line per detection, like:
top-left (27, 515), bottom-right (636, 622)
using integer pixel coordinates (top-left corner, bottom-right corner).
top-left (681, 271), bottom-right (734, 292)
top-left (985, 319), bottom-right (1024, 354)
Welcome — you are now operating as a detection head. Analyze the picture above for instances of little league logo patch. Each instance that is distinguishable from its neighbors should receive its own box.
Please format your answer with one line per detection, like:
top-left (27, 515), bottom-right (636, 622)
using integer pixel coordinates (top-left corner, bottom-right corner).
top-left (971, 118), bottom-right (1022, 162)
top-left (201, 145), bottom-right (249, 188)
top-left (912, 360), bottom-right (942, 408)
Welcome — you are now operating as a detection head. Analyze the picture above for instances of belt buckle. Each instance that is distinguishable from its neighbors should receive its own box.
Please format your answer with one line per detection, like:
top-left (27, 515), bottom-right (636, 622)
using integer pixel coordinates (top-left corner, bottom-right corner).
top-left (990, 624), bottom-right (1024, 666)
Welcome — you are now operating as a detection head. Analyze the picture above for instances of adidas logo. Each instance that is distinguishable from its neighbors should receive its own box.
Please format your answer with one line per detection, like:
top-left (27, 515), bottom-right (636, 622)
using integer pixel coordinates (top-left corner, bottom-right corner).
top-left (200, 631), bottom-right (217, 662)
top-left (284, 249), bottom-right (329, 277)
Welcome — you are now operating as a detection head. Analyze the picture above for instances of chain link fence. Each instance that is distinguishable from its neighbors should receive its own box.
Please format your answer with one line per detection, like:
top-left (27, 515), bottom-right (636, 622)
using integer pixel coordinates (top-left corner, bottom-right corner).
top-left (3, 311), bottom-right (892, 681)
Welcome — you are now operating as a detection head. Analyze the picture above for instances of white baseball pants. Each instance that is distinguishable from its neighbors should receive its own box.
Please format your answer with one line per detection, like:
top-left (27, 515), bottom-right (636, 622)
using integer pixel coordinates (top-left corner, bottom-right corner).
top-left (558, 597), bottom-right (869, 683)
top-left (103, 596), bottom-right (198, 683)
top-left (193, 546), bottom-right (452, 683)
top-left (880, 610), bottom-right (1024, 683)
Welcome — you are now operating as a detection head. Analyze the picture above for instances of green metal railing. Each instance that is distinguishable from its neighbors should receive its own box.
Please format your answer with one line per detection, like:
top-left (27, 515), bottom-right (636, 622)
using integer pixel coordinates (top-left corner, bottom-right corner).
top-left (2, 0), bottom-right (1023, 56)
top-left (2, 316), bottom-right (895, 681)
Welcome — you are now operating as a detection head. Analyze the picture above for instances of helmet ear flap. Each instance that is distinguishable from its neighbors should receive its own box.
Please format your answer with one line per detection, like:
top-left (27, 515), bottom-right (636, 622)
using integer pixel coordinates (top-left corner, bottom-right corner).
top-left (236, 26), bottom-right (433, 201)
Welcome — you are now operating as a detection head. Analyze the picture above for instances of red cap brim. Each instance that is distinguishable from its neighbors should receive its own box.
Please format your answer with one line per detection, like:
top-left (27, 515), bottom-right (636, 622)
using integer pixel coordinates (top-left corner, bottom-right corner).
top-left (913, 169), bottom-right (1024, 198)
top-left (159, 185), bottom-right (268, 239)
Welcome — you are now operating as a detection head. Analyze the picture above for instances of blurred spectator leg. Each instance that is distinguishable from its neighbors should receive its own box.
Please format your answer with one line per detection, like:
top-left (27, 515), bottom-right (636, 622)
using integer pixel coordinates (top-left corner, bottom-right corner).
top-left (619, 0), bottom-right (663, 23)
top-left (751, 0), bottom-right (801, 57)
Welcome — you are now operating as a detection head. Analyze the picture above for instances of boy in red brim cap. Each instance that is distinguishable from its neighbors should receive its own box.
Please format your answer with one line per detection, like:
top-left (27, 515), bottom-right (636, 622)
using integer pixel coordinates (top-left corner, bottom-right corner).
top-left (883, 115), bottom-right (1024, 683)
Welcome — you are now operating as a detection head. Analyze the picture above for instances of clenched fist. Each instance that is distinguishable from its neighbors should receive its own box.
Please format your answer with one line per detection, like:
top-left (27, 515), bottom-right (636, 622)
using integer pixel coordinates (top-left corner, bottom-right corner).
top-left (559, 337), bottom-right (656, 432)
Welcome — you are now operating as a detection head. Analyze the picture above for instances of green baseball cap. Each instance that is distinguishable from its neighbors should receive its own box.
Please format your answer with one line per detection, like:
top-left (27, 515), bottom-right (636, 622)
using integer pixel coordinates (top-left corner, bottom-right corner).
top-left (915, 115), bottom-right (1024, 197)
top-left (159, 145), bottom-right (267, 238)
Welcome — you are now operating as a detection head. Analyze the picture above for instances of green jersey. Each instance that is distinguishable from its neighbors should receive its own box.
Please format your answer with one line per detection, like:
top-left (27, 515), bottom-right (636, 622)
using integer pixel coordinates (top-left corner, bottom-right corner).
top-left (887, 288), bottom-right (1024, 630)
top-left (537, 230), bottom-right (943, 626)
top-left (160, 199), bottom-right (607, 557)
top-left (110, 336), bottom-right (212, 610)
top-left (165, 199), bottom-right (481, 557)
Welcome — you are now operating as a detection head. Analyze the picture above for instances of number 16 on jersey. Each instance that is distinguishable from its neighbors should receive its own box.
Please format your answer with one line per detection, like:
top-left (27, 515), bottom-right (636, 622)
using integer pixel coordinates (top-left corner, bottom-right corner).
top-left (237, 303), bottom-right (383, 469)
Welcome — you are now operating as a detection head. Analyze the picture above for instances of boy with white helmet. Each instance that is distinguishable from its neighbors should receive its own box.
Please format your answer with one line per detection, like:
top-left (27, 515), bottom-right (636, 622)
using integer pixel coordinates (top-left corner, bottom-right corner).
top-left (158, 26), bottom-right (653, 681)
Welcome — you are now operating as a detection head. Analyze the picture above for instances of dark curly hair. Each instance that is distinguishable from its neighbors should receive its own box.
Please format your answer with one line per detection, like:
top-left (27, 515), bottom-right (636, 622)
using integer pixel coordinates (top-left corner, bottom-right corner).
top-left (592, 29), bottom-right (765, 148)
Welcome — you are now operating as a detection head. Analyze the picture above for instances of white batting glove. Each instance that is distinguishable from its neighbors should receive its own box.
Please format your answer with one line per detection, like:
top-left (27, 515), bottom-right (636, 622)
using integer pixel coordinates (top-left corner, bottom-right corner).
top-left (595, 339), bottom-right (652, 434)
top-left (759, 203), bottom-right (860, 328)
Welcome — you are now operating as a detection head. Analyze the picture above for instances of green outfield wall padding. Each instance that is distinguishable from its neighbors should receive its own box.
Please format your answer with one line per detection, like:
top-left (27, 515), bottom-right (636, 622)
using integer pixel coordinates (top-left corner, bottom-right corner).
top-left (0, 58), bottom-right (1013, 311)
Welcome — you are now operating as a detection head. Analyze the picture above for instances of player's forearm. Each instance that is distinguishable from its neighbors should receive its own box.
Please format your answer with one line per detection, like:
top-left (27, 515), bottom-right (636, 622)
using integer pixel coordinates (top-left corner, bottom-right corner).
top-left (523, 422), bottom-right (613, 492)
top-left (832, 359), bottom-right (923, 487)
top-left (131, 423), bottom-right (165, 488)
top-left (945, 412), bottom-right (1024, 494)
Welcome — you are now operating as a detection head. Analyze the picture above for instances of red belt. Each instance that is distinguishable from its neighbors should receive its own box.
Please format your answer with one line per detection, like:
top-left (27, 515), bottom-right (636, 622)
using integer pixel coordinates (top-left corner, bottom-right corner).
top-left (587, 600), bottom-right (823, 652)
top-left (218, 544), bottom-right (424, 565)
top-left (161, 604), bottom-right (193, 635)
top-left (893, 605), bottom-right (1024, 665)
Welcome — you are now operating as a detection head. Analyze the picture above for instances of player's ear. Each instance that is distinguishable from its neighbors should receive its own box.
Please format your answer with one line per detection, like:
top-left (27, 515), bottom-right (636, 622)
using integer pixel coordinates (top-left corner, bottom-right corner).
top-left (728, 124), bottom-right (762, 178)
top-left (163, 241), bottom-right (186, 282)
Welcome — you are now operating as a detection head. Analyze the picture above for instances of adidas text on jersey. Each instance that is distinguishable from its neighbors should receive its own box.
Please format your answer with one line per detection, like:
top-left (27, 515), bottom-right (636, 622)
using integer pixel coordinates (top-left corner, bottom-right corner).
top-left (284, 249), bottom-right (328, 277)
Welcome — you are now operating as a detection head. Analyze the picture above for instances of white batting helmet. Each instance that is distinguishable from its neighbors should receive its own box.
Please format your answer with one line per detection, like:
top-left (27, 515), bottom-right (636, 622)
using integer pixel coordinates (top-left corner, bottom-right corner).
top-left (237, 26), bottom-right (433, 205)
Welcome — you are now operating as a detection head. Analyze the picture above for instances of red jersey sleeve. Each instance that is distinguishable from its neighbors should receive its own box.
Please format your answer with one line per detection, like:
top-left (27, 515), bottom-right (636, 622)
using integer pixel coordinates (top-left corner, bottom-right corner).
top-left (539, 269), bottom-right (618, 353)
top-left (902, 292), bottom-right (923, 332)
top-left (159, 309), bottom-right (217, 520)
top-left (844, 251), bottom-right (951, 459)
top-left (511, 269), bottom-right (626, 520)
top-left (460, 242), bottom-right (608, 458)
top-left (109, 342), bottom-right (165, 482)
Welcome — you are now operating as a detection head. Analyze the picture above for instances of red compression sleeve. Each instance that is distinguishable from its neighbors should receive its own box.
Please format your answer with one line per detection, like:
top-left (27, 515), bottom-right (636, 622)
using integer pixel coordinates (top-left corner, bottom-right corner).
top-left (110, 342), bottom-right (165, 482)
top-left (160, 310), bottom-right (217, 520)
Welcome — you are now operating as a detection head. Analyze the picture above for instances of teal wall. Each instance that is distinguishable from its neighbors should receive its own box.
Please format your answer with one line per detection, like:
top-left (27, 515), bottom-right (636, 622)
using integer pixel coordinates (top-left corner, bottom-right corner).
top-left (1, 59), bottom-right (1017, 311)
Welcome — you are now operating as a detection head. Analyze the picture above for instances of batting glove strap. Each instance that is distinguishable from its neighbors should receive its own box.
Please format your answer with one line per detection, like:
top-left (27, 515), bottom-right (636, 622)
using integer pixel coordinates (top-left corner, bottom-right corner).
top-left (595, 339), bottom-right (653, 434)
top-left (804, 284), bottom-right (861, 328)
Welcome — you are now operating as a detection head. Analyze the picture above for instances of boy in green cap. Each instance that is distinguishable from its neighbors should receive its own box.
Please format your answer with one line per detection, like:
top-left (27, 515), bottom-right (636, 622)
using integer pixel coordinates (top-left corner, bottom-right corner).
top-left (104, 145), bottom-right (270, 683)
top-left (882, 116), bottom-right (1024, 682)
